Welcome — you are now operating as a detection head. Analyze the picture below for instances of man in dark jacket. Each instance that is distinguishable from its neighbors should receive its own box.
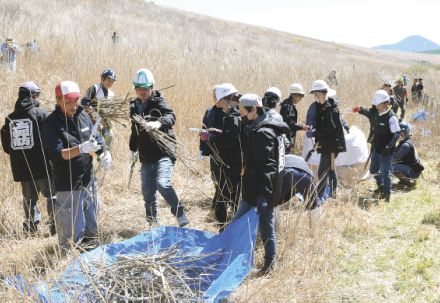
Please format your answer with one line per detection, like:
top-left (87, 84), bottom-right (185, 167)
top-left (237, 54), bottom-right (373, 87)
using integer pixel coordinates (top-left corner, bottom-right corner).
top-left (43, 81), bottom-right (111, 248)
top-left (309, 80), bottom-right (346, 199)
top-left (392, 122), bottom-right (423, 189)
top-left (393, 78), bottom-right (408, 121)
top-left (369, 90), bottom-right (401, 201)
top-left (232, 93), bottom-right (290, 275)
top-left (200, 83), bottom-right (242, 230)
top-left (129, 68), bottom-right (188, 227)
top-left (280, 83), bottom-right (308, 151)
top-left (1, 81), bottom-right (55, 235)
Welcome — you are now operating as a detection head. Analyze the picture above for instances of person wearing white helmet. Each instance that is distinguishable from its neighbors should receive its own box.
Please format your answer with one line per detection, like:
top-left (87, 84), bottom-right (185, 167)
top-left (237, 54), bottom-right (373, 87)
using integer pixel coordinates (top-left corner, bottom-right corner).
top-left (262, 87), bottom-right (282, 122)
top-left (308, 80), bottom-right (346, 199)
top-left (368, 90), bottom-right (401, 202)
top-left (129, 68), bottom-right (189, 227)
top-left (232, 93), bottom-right (290, 275)
top-left (280, 83), bottom-right (308, 150)
top-left (199, 83), bottom-right (243, 231)
top-left (1, 81), bottom-right (56, 236)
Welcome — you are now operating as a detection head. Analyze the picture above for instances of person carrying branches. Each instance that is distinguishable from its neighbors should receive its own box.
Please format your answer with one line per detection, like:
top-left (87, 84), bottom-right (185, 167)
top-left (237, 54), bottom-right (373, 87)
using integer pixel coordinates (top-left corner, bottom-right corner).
top-left (129, 68), bottom-right (189, 227)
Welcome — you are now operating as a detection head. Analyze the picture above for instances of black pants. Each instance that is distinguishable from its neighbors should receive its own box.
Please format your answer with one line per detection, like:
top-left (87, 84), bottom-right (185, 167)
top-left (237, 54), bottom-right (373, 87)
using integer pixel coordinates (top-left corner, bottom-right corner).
top-left (317, 152), bottom-right (338, 198)
top-left (210, 159), bottom-right (241, 226)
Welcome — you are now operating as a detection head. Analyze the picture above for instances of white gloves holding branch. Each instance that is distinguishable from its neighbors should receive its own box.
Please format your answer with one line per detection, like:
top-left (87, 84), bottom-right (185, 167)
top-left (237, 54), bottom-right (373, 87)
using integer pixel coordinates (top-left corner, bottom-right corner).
top-left (99, 152), bottom-right (112, 170)
top-left (79, 140), bottom-right (100, 154)
top-left (145, 121), bottom-right (161, 132)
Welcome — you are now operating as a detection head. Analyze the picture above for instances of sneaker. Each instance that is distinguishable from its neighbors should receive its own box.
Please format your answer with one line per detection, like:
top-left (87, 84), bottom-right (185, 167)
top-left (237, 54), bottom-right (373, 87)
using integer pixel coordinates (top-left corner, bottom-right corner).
top-left (146, 216), bottom-right (159, 226)
top-left (177, 213), bottom-right (189, 227)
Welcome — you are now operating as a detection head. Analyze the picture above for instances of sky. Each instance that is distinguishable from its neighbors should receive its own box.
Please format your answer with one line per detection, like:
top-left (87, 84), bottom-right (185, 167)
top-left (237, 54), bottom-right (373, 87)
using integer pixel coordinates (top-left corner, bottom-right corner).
top-left (150, 0), bottom-right (439, 48)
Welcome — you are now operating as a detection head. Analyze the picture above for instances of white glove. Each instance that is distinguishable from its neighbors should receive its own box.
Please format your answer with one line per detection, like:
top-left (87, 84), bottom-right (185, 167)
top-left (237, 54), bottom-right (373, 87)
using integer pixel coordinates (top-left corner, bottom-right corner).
top-left (99, 152), bottom-right (112, 170)
top-left (79, 140), bottom-right (100, 154)
top-left (131, 151), bottom-right (138, 162)
top-left (145, 121), bottom-right (162, 132)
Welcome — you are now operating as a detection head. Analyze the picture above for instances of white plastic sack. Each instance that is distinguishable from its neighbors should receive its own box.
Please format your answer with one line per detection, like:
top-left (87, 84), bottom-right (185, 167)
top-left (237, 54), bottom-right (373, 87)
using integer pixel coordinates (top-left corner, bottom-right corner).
top-left (301, 126), bottom-right (369, 166)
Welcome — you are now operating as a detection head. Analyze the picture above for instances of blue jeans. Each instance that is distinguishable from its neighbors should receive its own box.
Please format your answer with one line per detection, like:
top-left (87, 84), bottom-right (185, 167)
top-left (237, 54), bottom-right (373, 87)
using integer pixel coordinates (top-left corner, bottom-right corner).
top-left (233, 200), bottom-right (276, 265)
top-left (141, 157), bottom-right (182, 222)
top-left (370, 152), bottom-right (392, 195)
top-left (392, 163), bottom-right (421, 180)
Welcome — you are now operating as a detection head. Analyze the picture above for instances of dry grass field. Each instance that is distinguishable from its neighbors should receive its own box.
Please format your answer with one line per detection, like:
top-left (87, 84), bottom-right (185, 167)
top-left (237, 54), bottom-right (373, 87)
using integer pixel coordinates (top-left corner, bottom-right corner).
top-left (1, 0), bottom-right (440, 302)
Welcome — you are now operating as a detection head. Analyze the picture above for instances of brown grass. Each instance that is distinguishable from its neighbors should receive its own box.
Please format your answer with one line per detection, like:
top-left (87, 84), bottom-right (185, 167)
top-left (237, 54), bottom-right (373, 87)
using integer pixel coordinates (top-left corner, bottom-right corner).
top-left (1, 0), bottom-right (440, 302)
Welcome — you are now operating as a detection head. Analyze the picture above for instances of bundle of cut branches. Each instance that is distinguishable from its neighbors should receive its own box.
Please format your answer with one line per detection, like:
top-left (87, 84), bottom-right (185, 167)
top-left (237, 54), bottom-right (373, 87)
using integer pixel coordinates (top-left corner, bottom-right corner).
top-left (94, 94), bottom-right (136, 126)
top-left (132, 114), bottom-right (200, 176)
top-left (78, 246), bottom-right (219, 302)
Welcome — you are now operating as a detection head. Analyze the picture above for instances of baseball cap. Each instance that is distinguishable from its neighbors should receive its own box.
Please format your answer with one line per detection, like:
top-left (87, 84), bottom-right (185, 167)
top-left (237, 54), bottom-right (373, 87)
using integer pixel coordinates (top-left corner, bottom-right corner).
top-left (215, 83), bottom-right (239, 102)
top-left (19, 81), bottom-right (41, 94)
top-left (55, 81), bottom-right (81, 99)
top-left (239, 93), bottom-right (263, 107)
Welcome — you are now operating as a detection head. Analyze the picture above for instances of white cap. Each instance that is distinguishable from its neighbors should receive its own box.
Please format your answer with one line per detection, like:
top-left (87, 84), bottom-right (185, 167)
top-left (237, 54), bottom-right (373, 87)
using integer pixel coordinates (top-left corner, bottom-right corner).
top-left (372, 90), bottom-right (390, 106)
top-left (19, 81), bottom-right (41, 94)
top-left (288, 83), bottom-right (306, 95)
top-left (265, 87), bottom-right (281, 99)
top-left (215, 83), bottom-right (239, 101)
top-left (55, 81), bottom-right (81, 99)
top-left (239, 93), bottom-right (262, 107)
top-left (133, 68), bottom-right (155, 88)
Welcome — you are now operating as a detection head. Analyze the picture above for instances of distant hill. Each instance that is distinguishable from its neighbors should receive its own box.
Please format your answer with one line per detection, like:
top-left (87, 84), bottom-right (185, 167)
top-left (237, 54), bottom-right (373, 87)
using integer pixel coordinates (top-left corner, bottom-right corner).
top-left (372, 35), bottom-right (440, 52)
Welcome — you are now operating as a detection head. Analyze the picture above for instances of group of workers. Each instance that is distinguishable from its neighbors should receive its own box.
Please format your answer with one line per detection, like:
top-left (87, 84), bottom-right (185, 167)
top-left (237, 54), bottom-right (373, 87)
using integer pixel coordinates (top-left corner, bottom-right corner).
top-left (0, 68), bottom-right (425, 275)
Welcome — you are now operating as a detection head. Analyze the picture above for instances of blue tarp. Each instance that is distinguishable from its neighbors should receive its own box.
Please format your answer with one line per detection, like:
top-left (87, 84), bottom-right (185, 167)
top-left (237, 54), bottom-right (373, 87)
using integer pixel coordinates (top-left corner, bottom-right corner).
top-left (6, 210), bottom-right (259, 302)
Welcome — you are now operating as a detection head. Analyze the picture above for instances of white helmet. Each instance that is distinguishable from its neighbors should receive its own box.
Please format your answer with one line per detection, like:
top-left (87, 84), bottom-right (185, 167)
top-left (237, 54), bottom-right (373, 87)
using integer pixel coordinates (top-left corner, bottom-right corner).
top-left (133, 68), bottom-right (155, 88)
top-left (215, 83), bottom-right (239, 101)
top-left (310, 80), bottom-right (329, 93)
top-left (265, 87), bottom-right (282, 100)
top-left (372, 90), bottom-right (390, 106)
top-left (288, 83), bottom-right (306, 95)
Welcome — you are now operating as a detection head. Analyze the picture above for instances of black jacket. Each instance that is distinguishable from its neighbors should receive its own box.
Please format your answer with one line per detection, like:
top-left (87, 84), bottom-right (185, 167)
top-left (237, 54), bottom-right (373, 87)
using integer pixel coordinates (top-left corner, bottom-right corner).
top-left (373, 110), bottom-right (398, 153)
top-left (1, 97), bottom-right (52, 182)
top-left (200, 106), bottom-right (224, 157)
top-left (314, 98), bottom-right (346, 154)
top-left (208, 107), bottom-right (243, 170)
top-left (280, 98), bottom-right (303, 147)
top-left (358, 106), bottom-right (378, 144)
top-left (242, 112), bottom-right (290, 207)
top-left (43, 106), bottom-right (102, 191)
top-left (129, 91), bottom-right (176, 163)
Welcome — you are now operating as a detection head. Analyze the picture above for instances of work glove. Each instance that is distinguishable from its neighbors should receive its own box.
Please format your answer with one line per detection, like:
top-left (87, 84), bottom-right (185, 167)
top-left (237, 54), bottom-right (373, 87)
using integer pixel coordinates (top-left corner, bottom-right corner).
top-left (145, 121), bottom-right (162, 132)
top-left (99, 152), bottom-right (112, 170)
top-left (352, 106), bottom-right (361, 113)
top-left (79, 140), bottom-right (100, 154)
top-left (199, 131), bottom-right (210, 142)
top-left (256, 195), bottom-right (268, 214)
top-left (381, 147), bottom-right (391, 157)
top-left (131, 151), bottom-right (138, 162)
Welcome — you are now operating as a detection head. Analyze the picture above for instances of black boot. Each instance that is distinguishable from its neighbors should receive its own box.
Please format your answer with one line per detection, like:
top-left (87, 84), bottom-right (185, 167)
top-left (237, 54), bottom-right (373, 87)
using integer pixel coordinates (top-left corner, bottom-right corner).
top-left (258, 259), bottom-right (275, 276)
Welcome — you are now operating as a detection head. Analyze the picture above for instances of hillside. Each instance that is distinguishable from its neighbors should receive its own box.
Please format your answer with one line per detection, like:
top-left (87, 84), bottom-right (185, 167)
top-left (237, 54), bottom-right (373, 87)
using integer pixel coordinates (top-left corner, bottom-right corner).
top-left (372, 35), bottom-right (440, 52)
top-left (1, 0), bottom-right (440, 302)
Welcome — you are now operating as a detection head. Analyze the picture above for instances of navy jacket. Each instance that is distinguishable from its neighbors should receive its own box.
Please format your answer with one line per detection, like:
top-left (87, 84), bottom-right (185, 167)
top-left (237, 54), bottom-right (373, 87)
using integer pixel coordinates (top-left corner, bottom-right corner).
top-left (43, 106), bottom-right (102, 191)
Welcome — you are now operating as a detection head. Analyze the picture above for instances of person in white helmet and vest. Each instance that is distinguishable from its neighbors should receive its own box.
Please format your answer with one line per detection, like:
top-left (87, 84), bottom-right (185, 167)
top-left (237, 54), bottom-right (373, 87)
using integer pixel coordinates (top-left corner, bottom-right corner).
top-left (129, 68), bottom-right (189, 227)
top-left (83, 69), bottom-right (117, 151)
top-left (280, 83), bottom-right (308, 151)
top-left (369, 90), bottom-right (401, 202)
top-left (308, 80), bottom-right (346, 199)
